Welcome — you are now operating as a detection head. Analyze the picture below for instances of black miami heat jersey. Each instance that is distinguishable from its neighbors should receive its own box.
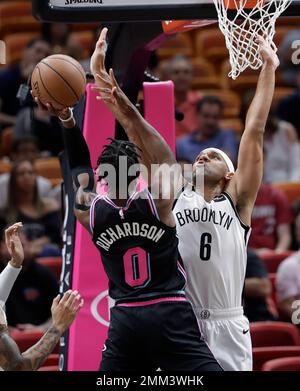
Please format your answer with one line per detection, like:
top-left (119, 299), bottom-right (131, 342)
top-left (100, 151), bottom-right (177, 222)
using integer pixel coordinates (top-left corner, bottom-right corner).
top-left (89, 189), bottom-right (186, 305)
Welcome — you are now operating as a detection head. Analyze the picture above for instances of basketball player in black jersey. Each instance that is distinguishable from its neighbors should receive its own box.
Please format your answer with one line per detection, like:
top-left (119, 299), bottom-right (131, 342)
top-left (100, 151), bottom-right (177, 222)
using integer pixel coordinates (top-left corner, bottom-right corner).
top-left (33, 28), bottom-right (222, 371)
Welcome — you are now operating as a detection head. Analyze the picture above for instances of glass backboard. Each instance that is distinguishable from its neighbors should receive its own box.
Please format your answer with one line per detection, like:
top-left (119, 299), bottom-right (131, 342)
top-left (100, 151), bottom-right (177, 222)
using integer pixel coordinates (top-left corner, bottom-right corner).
top-left (32, 0), bottom-right (300, 23)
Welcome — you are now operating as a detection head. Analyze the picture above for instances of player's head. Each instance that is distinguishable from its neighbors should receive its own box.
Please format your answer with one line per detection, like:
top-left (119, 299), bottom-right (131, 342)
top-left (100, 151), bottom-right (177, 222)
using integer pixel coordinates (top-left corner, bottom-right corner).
top-left (96, 138), bottom-right (141, 198)
top-left (193, 148), bottom-right (235, 190)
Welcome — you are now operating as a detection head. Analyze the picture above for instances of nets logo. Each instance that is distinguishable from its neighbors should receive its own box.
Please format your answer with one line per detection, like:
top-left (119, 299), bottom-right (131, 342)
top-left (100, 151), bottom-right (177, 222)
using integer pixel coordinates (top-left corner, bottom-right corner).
top-left (64, 0), bottom-right (102, 4)
top-left (90, 290), bottom-right (114, 327)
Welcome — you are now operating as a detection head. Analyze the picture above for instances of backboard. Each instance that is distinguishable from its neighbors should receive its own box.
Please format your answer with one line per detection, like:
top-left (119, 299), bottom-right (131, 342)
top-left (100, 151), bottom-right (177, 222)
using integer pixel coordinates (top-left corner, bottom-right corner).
top-left (32, 0), bottom-right (300, 23)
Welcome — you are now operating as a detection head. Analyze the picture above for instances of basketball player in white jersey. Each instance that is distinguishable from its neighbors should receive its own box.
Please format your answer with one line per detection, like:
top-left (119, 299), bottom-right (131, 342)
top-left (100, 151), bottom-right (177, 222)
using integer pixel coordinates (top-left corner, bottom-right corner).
top-left (173, 36), bottom-right (279, 371)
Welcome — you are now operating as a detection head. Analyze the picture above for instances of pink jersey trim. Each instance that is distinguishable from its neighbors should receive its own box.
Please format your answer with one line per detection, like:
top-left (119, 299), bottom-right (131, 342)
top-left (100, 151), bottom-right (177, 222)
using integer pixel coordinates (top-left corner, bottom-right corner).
top-left (116, 297), bottom-right (187, 307)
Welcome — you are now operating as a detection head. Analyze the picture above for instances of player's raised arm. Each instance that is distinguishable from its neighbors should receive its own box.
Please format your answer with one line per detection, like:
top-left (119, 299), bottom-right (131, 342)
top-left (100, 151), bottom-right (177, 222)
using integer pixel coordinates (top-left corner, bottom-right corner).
top-left (32, 97), bottom-right (96, 232)
top-left (228, 36), bottom-right (279, 226)
top-left (90, 28), bottom-right (181, 223)
top-left (0, 290), bottom-right (83, 371)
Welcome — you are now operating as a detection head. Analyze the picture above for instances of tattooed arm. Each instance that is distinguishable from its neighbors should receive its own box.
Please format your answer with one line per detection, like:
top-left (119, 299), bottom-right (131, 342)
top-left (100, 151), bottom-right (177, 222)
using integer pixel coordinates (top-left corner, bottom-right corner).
top-left (0, 290), bottom-right (83, 371)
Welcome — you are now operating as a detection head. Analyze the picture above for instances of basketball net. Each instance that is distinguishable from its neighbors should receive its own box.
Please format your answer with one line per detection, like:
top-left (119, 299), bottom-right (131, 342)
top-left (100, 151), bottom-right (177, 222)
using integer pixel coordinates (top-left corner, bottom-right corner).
top-left (213, 0), bottom-right (292, 79)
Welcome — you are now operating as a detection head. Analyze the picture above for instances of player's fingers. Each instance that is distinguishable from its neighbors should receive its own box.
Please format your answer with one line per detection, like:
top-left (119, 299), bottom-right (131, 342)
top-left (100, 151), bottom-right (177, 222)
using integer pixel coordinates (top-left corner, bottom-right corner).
top-left (10, 239), bottom-right (15, 253)
top-left (74, 298), bottom-right (84, 314)
top-left (33, 95), bottom-right (47, 111)
top-left (99, 27), bottom-right (108, 43)
top-left (52, 294), bottom-right (61, 307)
top-left (65, 290), bottom-right (79, 307)
top-left (59, 290), bottom-right (73, 304)
top-left (70, 294), bottom-right (82, 311)
top-left (109, 68), bottom-right (119, 88)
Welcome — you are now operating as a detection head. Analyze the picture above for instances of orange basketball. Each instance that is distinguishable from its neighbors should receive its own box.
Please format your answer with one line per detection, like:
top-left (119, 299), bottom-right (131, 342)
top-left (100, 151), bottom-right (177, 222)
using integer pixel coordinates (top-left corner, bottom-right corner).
top-left (31, 54), bottom-right (86, 109)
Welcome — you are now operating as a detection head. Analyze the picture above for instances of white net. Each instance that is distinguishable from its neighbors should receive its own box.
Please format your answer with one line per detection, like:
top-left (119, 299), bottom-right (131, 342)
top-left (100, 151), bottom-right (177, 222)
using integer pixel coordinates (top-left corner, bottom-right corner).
top-left (213, 0), bottom-right (293, 79)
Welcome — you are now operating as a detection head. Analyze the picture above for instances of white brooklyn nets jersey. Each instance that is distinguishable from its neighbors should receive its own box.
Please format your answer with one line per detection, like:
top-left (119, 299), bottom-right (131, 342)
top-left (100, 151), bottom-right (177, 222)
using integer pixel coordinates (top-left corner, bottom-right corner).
top-left (173, 186), bottom-right (251, 310)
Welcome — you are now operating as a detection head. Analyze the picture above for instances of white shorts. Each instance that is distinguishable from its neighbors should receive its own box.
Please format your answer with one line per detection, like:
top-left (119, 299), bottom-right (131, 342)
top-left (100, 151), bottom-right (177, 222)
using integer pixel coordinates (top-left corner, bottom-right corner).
top-left (194, 306), bottom-right (252, 371)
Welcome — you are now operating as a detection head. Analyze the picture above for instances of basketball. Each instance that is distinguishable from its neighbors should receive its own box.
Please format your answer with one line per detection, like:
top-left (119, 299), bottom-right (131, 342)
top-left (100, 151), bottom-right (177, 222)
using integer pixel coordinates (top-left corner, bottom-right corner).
top-left (31, 54), bottom-right (86, 109)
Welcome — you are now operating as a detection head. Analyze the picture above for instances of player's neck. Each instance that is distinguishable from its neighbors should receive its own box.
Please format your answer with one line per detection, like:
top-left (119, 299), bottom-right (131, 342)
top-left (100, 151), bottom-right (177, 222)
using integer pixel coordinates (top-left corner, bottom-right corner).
top-left (194, 183), bottom-right (223, 202)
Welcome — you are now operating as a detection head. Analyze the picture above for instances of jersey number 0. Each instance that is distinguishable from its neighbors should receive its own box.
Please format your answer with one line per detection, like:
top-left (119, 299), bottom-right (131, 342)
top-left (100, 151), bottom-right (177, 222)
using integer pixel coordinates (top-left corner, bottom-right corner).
top-left (123, 247), bottom-right (151, 288)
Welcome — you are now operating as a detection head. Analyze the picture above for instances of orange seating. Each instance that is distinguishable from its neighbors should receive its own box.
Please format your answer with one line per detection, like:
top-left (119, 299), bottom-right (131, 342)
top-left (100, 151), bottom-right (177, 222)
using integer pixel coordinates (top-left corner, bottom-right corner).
top-left (262, 356), bottom-right (300, 371)
top-left (260, 251), bottom-right (294, 273)
top-left (11, 329), bottom-right (44, 352)
top-left (156, 33), bottom-right (194, 60)
top-left (253, 346), bottom-right (300, 371)
top-left (191, 58), bottom-right (219, 89)
top-left (11, 329), bottom-right (59, 353)
top-left (195, 28), bottom-right (227, 64)
top-left (43, 353), bottom-right (59, 367)
top-left (272, 182), bottom-right (300, 205)
top-left (34, 157), bottom-right (62, 180)
top-left (38, 365), bottom-right (59, 371)
top-left (250, 321), bottom-right (300, 348)
top-left (0, 2), bottom-right (40, 39)
top-left (71, 31), bottom-right (94, 59)
top-left (0, 159), bottom-right (11, 174)
top-left (5, 31), bottom-right (39, 64)
top-left (36, 257), bottom-right (62, 281)
top-left (0, 126), bottom-right (13, 157)
top-left (220, 60), bottom-right (260, 92)
top-left (201, 89), bottom-right (241, 118)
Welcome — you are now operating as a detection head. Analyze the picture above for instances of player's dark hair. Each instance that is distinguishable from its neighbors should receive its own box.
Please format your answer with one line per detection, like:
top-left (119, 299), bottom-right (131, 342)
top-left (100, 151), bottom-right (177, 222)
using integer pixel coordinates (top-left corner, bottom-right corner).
top-left (96, 138), bottom-right (141, 181)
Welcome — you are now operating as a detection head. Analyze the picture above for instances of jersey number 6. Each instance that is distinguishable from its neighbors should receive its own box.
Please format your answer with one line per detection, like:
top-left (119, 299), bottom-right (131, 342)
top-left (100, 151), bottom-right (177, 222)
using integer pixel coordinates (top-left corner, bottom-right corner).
top-left (200, 233), bottom-right (212, 261)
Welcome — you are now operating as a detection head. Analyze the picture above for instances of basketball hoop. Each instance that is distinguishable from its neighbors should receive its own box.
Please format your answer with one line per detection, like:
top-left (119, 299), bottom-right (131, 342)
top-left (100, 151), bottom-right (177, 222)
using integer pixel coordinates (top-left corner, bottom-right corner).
top-left (213, 0), bottom-right (293, 79)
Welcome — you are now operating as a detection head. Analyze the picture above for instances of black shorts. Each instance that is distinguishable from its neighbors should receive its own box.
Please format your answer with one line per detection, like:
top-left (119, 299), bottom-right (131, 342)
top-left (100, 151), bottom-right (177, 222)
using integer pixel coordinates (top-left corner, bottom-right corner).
top-left (100, 301), bottom-right (223, 371)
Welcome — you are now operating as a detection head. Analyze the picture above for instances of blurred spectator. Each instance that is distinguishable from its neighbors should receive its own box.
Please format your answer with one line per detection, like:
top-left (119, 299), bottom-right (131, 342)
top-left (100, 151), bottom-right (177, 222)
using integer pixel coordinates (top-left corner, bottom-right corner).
top-left (277, 70), bottom-right (300, 138)
top-left (9, 136), bottom-right (41, 163)
top-left (14, 105), bottom-right (64, 156)
top-left (0, 160), bottom-right (61, 257)
top-left (278, 29), bottom-right (300, 86)
top-left (276, 214), bottom-right (300, 324)
top-left (176, 96), bottom-right (238, 163)
top-left (0, 228), bottom-right (58, 330)
top-left (41, 23), bottom-right (83, 61)
top-left (0, 38), bottom-right (51, 130)
top-left (244, 249), bottom-right (276, 322)
top-left (0, 138), bottom-right (53, 210)
top-left (164, 55), bottom-right (202, 138)
top-left (249, 183), bottom-right (293, 254)
top-left (264, 114), bottom-right (300, 183)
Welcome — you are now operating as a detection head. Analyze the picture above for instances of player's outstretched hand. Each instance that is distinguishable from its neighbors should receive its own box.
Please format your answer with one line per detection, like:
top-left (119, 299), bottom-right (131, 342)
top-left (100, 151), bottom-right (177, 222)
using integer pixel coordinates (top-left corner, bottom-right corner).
top-left (256, 36), bottom-right (279, 69)
top-left (5, 223), bottom-right (24, 268)
top-left (51, 290), bottom-right (84, 334)
top-left (90, 27), bottom-right (108, 77)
